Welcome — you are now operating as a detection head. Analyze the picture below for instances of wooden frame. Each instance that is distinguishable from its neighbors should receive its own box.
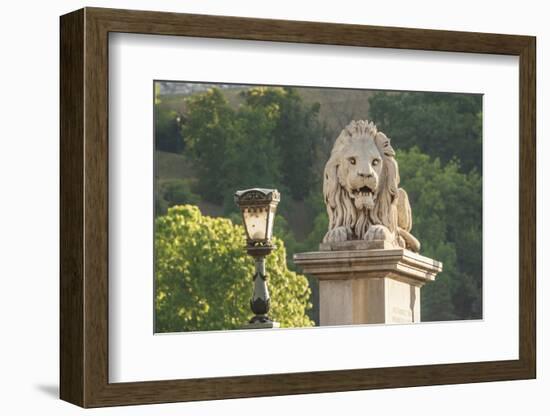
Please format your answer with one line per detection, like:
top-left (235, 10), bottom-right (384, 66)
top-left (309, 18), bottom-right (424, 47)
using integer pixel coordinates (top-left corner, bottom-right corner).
top-left (60, 7), bottom-right (536, 408)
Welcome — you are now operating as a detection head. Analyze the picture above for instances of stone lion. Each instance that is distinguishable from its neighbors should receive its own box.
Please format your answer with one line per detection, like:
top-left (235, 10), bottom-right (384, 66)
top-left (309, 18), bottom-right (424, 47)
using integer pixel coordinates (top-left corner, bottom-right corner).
top-left (323, 120), bottom-right (420, 252)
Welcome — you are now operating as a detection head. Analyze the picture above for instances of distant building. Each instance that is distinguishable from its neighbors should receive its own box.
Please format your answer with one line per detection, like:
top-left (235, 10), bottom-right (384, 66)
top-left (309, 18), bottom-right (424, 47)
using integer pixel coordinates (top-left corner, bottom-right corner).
top-left (158, 81), bottom-right (245, 96)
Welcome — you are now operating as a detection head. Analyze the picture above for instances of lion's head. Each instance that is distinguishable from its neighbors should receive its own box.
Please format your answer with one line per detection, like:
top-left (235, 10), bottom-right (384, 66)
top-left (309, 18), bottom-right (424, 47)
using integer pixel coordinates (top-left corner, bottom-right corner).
top-left (323, 120), bottom-right (400, 243)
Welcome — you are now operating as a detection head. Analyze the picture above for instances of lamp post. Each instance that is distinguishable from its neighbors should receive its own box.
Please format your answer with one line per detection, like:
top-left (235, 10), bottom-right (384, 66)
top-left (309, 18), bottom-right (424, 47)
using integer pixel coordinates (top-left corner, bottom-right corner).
top-left (234, 188), bottom-right (280, 329)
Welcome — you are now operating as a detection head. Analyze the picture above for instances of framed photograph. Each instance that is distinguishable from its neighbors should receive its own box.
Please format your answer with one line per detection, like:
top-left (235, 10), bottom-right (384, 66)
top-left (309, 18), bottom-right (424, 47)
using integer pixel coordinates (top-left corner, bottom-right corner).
top-left (60, 7), bottom-right (536, 408)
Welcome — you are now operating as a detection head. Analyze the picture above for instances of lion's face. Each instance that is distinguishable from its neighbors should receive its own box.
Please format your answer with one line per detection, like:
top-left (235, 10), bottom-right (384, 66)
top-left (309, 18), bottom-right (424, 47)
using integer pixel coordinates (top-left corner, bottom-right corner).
top-left (337, 137), bottom-right (383, 211)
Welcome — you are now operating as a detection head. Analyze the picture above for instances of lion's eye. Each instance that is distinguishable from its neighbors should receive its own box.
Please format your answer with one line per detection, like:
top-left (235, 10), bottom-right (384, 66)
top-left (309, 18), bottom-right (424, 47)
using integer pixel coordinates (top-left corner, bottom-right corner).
top-left (372, 159), bottom-right (380, 166)
top-left (349, 157), bottom-right (356, 165)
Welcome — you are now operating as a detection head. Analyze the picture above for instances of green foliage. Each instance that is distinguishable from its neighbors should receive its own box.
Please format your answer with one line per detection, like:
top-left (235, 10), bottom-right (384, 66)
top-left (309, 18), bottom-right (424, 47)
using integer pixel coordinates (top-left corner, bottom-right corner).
top-left (181, 89), bottom-right (237, 204)
top-left (155, 179), bottom-right (200, 216)
top-left (220, 104), bottom-right (283, 213)
top-left (298, 212), bottom-right (328, 254)
top-left (155, 205), bottom-right (314, 332)
top-left (272, 215), bottom-right (298, 267)
top-left (242, 87), bottom-right (328, 199)
top-left (182, 87), bottom-right (328, 210)
top-left (397, 148), bottom-right (482, 320)
top-left (155, 86), bottom-right (185, 153)
top-left (296, 189), bottom-right (328, 252)
top-left (183, 89), bottom-right (282, 208)
top-left (369, 92), bottom-right (482, 172)
top-left (156, 109), bottom-right (185, 153)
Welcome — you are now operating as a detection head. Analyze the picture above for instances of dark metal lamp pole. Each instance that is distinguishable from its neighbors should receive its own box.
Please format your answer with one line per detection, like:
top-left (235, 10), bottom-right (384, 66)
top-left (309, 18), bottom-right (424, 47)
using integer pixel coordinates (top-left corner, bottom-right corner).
top-left (234, 188), bottom-right (280, 329)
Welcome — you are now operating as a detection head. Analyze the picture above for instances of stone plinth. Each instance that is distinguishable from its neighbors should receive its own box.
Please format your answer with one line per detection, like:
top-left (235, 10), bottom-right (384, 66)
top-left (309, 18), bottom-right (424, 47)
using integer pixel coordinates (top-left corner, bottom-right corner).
top-left (293, 242), bottom-right (442, 326)
top-left (242, 321), bottom-right (280, 330)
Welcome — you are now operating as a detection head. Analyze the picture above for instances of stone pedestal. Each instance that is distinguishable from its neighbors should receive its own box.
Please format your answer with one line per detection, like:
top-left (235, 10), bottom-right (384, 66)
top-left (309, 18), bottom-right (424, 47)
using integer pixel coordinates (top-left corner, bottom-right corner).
top-left (242, 321), bottom-right (280, 330)
top-left (293, 241), bottom-right (442, 326)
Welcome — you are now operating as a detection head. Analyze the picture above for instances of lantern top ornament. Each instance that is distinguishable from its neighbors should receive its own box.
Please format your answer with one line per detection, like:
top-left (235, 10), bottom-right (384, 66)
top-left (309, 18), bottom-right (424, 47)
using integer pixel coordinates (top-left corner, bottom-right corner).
top-left (234, 188), bottom-right (280, 206)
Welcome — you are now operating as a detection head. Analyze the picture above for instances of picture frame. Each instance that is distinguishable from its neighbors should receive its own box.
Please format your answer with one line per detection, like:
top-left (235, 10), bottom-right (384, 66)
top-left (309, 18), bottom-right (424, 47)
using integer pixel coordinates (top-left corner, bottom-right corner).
top-left (60, 7), bottom-right (536, 408)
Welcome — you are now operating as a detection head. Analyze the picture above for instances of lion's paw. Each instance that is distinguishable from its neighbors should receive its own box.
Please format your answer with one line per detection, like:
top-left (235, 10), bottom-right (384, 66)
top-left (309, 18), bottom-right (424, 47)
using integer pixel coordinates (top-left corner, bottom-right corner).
top-left (323, 226), bottom-right (352, 243)
top-left (364, 224), bottom-right (393, 242)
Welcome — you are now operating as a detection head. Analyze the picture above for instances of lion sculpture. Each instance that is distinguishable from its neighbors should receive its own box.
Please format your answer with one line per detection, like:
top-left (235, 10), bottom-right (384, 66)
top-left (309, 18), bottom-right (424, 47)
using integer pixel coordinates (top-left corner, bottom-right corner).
top-left (323, 120), bottom-right (420, 252)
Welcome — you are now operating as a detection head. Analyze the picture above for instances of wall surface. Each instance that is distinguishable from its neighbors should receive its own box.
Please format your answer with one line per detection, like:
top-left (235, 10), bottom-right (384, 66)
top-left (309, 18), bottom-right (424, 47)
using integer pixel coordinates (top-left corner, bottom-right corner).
top-left (0, 0), bottom-right (546, 414)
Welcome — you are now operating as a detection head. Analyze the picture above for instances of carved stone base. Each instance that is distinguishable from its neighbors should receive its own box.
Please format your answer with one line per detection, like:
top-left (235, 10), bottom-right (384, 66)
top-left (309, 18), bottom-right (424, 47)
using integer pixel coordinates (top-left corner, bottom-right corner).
top-left (293, 245), bottom-right (442, 326)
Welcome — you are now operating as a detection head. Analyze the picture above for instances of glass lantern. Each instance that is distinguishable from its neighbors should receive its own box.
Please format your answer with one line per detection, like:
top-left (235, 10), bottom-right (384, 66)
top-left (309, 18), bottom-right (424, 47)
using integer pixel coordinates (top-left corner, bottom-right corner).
top-left (234, 188), bottom-right (280, 247)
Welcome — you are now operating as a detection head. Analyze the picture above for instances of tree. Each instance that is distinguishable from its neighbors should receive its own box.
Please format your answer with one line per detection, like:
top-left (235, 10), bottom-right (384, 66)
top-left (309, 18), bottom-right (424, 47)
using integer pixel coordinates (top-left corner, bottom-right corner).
top-left (368, 92), bottom-right (482, 173)
top-left (183, 88), bottom-right (283, 210)
top-left (396, 148), bottom-right (482, 320)
top-left (154, 83), bottom-right (185, 153)
top-left (155, 205), bottom-right (314, 332)
top-left (155, 178), bottom-right (200, 217)
top-left (242, 87), bottom-right (328, 200)
top-left (181, 89), bottom-right (237, 204)
top-left (219, 104), bottom-right (283, 213)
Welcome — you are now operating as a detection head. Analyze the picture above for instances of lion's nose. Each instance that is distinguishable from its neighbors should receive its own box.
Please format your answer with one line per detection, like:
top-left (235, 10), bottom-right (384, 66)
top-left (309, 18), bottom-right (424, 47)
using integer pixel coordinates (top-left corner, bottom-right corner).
top-left (357, 172), bottom-right (373, 178)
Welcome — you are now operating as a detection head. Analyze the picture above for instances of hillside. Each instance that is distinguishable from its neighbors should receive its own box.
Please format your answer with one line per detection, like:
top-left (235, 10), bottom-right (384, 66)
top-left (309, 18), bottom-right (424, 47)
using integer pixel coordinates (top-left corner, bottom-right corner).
top-left (157, 83), bottom-right (374, 135)
top-left (155, 150), bottom-right (314, 240)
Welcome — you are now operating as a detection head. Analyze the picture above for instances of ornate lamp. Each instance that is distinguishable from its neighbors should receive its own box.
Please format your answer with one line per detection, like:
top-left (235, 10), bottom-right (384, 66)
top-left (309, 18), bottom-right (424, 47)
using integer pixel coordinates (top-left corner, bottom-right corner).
top-left (234, 188), bottom-right (280, 328)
